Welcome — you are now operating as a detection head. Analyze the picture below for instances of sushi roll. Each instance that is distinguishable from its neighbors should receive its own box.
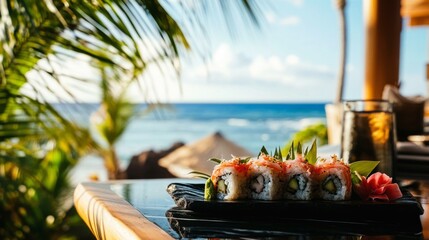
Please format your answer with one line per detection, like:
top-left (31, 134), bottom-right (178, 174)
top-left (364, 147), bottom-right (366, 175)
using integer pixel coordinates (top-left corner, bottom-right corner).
top-left (248, 153), bottom-right (283, 200)
top-left (314, 155), bottom-right (352, 201)
top-left (282, 156), bottom-right (314, 200)
top-left (211, 157), bottom-right (250, 200)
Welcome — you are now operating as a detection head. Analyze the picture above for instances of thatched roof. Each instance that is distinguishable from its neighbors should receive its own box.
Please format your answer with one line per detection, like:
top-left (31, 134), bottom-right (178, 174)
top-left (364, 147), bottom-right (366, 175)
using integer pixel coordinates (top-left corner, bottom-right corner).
top-left (159, 132), bottom-right (252, 178)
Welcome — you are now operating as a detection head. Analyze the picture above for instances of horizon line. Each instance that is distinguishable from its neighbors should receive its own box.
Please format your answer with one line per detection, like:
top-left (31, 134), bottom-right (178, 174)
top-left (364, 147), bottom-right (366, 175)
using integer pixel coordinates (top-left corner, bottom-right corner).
top-left (49, 100), bottom-right (332, 105)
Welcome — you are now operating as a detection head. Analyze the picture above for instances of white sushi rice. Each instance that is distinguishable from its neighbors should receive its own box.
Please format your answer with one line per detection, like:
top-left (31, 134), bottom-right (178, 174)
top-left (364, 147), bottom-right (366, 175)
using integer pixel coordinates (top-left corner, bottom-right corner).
top-left (317, 167), bottom-right (351, 201)
top-left (283, 163), bottom-right (313, 200)
top-left (248, 165), bottom-right (282, 200)
top-left (215, 167), bottom-right (248, 200)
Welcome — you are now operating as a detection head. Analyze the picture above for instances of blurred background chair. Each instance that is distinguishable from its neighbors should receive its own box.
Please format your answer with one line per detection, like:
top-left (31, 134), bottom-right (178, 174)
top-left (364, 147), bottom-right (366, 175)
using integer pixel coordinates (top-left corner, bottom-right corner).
top-left (382, 85), bottom-right (426, 141)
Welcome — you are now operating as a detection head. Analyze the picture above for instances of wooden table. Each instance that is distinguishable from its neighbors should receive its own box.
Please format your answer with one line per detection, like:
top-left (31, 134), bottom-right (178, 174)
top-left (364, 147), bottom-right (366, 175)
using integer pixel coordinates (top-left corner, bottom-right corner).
top-left (74, 178), bottom-right (429, 240)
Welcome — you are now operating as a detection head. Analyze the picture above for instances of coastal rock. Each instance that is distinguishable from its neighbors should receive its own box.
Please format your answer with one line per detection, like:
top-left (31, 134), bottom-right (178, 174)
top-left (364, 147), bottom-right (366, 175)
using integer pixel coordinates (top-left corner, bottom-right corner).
top-left (125, 142), bottom-right (184, 179)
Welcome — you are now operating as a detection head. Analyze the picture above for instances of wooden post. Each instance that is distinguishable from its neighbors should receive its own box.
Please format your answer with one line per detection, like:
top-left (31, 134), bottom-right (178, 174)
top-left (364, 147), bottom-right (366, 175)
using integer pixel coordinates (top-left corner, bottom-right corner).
top-left (426, 63), bottom-right (429, 80)
top-left (364, 0), bottom-right (402, 99)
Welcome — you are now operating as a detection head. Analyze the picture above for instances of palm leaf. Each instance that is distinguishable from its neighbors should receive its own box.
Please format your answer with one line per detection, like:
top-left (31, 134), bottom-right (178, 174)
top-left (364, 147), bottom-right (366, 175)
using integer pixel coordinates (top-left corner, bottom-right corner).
top-left (0, 0), bottom-right (264, 236)
top-left (3, 0), bottom-right (262, 105)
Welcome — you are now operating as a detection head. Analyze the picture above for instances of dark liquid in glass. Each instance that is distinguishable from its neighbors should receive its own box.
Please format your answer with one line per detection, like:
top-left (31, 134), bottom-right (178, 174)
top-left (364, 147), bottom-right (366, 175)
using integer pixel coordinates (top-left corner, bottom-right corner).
top-left (340, 110), bottom-right (396, 178)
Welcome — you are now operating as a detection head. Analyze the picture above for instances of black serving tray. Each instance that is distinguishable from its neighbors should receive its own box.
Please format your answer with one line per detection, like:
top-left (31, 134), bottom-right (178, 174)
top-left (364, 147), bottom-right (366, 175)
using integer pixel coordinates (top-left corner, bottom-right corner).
top-left (166, 183), bottom-right (424, 238)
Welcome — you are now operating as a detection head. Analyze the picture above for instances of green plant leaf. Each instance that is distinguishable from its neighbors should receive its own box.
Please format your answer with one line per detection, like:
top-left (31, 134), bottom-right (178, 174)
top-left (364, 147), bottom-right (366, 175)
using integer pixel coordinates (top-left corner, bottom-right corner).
top-left (276, 146), bottom-right (283, 160)
top-left (0, 0), bottom-right (263, 238)
top-left (350, 161), bottom-right (380, 184)
top-left (282, 123), bottom-right (328, 155)
top-left (258, 146), bottom-right (268, 158)
top-left (188, 171), bottom-right (210, 179)
top-left (286, 141), bottom-right (295, 160)
top-left (305, 139), bottom-right (317, 165)
top-left (239, 156), bottom-right (252, 164)
top-left (297, 142), bottom-right (302, 155)
top-left (351, 171), bottom-right (362, 186)
top-left (209, 158), bottom-right (222, 164)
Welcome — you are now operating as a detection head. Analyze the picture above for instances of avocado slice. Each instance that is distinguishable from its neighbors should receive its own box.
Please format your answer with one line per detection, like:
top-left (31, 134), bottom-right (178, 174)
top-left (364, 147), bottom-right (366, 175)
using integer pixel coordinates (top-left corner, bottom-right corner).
top-left (287, 177), bottom-right (299, 193)
top-left (217, 179), bottom-right (226, 194)
top-left (323, 179), bottom-right (337, 194)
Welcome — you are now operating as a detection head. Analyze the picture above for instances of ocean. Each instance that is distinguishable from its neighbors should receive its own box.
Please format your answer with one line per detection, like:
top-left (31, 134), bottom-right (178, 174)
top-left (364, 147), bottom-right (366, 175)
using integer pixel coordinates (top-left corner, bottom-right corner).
top-left (67, 103), bottom-right (327, 182)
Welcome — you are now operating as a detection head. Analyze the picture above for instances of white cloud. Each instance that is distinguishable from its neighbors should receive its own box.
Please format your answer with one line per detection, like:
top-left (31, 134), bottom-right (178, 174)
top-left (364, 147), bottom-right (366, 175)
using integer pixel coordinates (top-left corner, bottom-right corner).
top-left (212, 44), bottom-right (237, 71)
top-left (286, 0), bottom-right (304, 6)
top-left (249, 56), bottom-right (287, 83)
top-left (286, 55), bottom-right (300, 65)
top-left (186, 43), bottom-right (335, 90)
top-left (265, 12), bottom-right (277, 24)
top-left (44, 42), bottom-right (336, 103)
top-left (191, 43), bottom-right (250, 80)
top-left (248, 54), bottom-right (334, 86)
top-left (280, 16), bottom-right (300, 26)
top-left (264, 12), bottom-right (300, 26)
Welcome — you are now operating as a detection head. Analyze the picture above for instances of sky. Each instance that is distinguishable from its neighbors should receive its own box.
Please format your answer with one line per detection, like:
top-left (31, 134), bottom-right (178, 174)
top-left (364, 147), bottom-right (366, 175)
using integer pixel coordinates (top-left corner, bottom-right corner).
top-left (146, 0), bottom-right (428, 103)
top-left (28, 0), bottom-right (428, 103)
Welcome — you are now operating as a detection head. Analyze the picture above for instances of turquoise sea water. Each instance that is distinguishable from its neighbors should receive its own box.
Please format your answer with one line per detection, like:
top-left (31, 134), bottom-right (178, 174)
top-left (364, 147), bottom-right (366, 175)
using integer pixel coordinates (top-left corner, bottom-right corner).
top-left (60, 103), bottom-right (327, 165)
top-left (62, 103), bottom-right (326, 182)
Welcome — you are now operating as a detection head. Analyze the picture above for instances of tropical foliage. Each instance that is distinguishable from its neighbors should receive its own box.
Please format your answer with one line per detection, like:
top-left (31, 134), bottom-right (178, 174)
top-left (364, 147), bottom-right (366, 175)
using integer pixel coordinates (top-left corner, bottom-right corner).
top-left (1, 0), bottom-right (262, 238)
top-left (282, 122), bottom-right (328, 155)
top-left (90, 77), bottom-right (141, 179)
top-left (0, 90), bottom-right (95, 239)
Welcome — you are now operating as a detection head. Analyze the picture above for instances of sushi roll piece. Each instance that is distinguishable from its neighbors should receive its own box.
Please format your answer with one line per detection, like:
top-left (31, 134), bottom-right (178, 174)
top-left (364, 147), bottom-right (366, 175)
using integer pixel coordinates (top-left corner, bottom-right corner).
top-left (314, 155), bottom-right (352, 201)
top-left (282, 156), bottom-right (314, 200)
top-left (211, 157), bottom-right (250, 200)
top-left (248, 153), bottom-right (283, 200)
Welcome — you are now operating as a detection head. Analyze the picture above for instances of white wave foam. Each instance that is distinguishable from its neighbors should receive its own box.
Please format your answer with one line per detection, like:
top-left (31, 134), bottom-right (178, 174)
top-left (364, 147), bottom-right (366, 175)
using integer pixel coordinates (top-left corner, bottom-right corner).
top-left (227, 118), bottom-right (250, 127)
top-left (298, 118), bottom-right (326, 128)
top-left (266, 118), bottom-right (326, 131)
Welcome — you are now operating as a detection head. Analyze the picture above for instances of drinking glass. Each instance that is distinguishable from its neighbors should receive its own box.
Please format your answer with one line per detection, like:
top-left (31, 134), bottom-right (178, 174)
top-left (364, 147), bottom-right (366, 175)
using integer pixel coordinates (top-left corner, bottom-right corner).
top-left (340, 100), bottom-right (396, 178)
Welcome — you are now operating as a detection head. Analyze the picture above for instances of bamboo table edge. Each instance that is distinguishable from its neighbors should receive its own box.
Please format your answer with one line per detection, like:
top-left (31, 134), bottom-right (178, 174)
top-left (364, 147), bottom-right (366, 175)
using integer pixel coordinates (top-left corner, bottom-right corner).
top-left (74, 182), bottom-right (174, 240)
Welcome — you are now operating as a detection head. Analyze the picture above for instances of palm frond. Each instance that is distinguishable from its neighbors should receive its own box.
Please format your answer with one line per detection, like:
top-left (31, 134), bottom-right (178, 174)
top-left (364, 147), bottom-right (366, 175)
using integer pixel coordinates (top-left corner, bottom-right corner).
top-left (1, 0), bottom-right (264, 237)
top-left (3, 0), bottom-right (263, 104)
top-left (0, 90), bottom-right (95, 239)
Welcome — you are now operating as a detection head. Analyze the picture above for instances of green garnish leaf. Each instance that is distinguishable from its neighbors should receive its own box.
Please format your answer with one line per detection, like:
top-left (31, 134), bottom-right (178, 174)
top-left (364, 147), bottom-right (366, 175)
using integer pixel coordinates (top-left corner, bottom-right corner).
top-left (305, 139), bottom-right (317, 165)
top-left (278, 146), bottom-right (283, 160)
top-left (288, 141), bottom-right (295, 160)
top-left (239, 156), bottom-right (252, 164)
top-left (304, 146), bottom-right (309, 156)
top-left (273, 147), bottom-right (282, 160)
top-left (351, 171), bottom-right (363, 185)
top-left (209, 158), bottom-right (222, 164)
top-left (258, 146), bottom-right (269, 158)
top-left (204, 178), bottom-right (216, 200)
top-left (349, 160), bottom-right (380, 184)
top-left (297, 142), bottom-right (302, 155)
top-left (188, 171), bottom-right (210, 179)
